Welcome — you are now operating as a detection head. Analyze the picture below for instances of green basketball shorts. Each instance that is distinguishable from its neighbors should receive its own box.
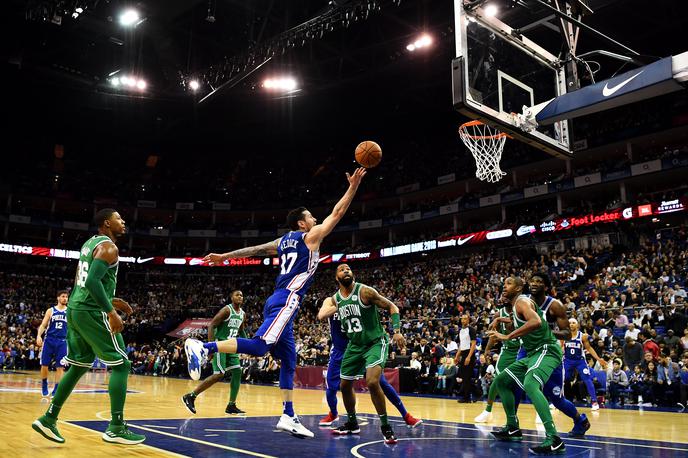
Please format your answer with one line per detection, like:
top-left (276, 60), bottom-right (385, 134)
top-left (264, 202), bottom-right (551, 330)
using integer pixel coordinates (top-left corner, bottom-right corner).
top-left (502, 343), bottom-right (563, 389)
top-left (64, 308), bottom-right (129, 367)
top-left (340, 336), bottom-right (389, 380)
top-left (211, 352), bottom-right (240, 374)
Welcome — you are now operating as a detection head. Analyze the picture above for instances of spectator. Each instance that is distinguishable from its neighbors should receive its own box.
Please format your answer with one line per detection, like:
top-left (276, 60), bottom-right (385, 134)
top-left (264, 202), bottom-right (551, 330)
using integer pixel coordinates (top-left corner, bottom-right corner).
top-left (608, 358), bottom-right (629, 406)
top-left (681, 328), bottom-right (688, 352)
top-left (624, 323), bottom-right (641, 341)
top-left (679, 354), bottom-right (688, 411)
top-left (615, 310), bottom-right (629, 328)
top-left (662, 330), bottom-right (681, 353)
top-left (623, 337), bottom-right (644, 371)
top-left (656, 354), bottom-right (680, 406)
top-left (640, 332), bottom-right (661, 360)
top-left (408, 352), bottom-right (422, 371)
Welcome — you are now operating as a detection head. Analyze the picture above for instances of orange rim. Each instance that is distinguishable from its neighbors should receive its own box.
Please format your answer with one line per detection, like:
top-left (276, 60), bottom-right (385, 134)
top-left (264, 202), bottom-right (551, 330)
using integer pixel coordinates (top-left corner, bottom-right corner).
top-left (459, 120), bottom-right (511, 140)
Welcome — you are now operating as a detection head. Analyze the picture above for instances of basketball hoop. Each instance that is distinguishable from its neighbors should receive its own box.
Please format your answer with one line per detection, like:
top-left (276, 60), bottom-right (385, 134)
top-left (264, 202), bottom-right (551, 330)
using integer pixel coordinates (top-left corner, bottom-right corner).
top-left (458, 120), bottom-right (510, 183)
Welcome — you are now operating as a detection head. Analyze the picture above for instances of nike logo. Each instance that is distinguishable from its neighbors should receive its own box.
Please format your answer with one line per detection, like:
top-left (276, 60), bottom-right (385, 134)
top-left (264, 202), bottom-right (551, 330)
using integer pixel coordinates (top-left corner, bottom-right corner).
top-left (552, 442), bottom-right (563, 450)
top-left (136, 256), bottom-right (154, 264)
top-left (508, 430), bottom-right (519, 435)
top-left (602, 71), bottom-right (643, 97)
top-left (456, 235), bottom-right (475, 245)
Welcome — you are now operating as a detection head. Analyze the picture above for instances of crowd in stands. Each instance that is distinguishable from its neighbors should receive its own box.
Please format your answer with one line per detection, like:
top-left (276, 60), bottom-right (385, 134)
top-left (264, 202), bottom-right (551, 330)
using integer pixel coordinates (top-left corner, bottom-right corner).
top-left (1, 224), bottom-right (687, 410)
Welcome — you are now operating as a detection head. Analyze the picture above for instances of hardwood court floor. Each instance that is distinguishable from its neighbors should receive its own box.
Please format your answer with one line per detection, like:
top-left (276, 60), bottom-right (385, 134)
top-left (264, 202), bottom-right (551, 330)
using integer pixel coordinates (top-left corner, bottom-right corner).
top-left (2, 370), bottom-right (687, 457)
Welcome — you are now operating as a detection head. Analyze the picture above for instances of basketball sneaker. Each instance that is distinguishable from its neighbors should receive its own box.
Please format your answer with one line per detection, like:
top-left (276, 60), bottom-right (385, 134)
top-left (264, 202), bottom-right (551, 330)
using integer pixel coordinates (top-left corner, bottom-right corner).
top-left (184, 338), bottom-right (207, 381)
top-left (568, 413), bottom-right (590, 437)
top-left (102, 423), bottom-right (146, 445)
top-left (491, 425), bottom-right (523, 441)
top-left (225, 403), bottom-right (245, 415)
top-left (529, 435), bottom-right (566, 455)
top-left (332, 421), bottom-right (360, 435)
top-left (403, 412), bottom-right (423, 428)
top-left (32, 416), bottom-right (65, 443)
top-left (51, 383), bottom-right (59, 397)
top-left (41, 379), bottom-right (49, 397)
top-left (276, 414), bottom-right (314, 438)
top-left (181, 393), bottom-right (197, 414)
top-left (381, 424), bottom-right (397, 445)
top-left (474, 410), bottom-right (493, 423)
top-left (319, 412), bottom-right (339, 426)
top-left (591, 402), bottom-right (600, 411)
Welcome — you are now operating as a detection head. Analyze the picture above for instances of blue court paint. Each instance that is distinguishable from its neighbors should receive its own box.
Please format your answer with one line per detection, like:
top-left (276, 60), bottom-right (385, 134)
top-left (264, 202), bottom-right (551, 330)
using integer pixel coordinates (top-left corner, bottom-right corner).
top-left (69, 415), bottom-right (688, 458)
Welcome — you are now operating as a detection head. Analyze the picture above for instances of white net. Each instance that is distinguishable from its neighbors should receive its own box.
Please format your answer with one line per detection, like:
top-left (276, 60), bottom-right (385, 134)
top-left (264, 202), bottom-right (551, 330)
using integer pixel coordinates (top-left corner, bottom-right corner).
top-left (458, 120), bottom-right (508, 183)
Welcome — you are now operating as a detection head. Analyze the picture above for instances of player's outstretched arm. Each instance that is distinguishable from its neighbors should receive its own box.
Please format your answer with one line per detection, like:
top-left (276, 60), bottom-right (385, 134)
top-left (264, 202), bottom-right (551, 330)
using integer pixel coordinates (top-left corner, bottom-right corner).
top-left (583, 333), bottom-right (607, 368)
top-left (360, 285), bottom-right (405, 349)
top-left (317, 296), bottom-right (338, 321)
top-left (304, 167), bottom-right (366, 250)
top-left (203, 238), bottom-right (281, 265)
top-left (36, 308), bottom-right (52, 347)
top-left (208, 306), bottom-right (231, 341)
top-left (549, 300), bottom-right (572, 340)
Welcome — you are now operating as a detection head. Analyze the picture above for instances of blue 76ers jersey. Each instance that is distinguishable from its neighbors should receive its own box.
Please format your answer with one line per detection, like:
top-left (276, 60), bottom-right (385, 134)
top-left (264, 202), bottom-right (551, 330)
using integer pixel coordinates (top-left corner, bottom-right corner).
top-left (564, 331), bottom-right (585, 360)
top-left (46, 306), bottom-right (68, 340)
top-left (329, 311), bottom-right (349, 352)
top-left (274, 231), bottom-right (319, 296)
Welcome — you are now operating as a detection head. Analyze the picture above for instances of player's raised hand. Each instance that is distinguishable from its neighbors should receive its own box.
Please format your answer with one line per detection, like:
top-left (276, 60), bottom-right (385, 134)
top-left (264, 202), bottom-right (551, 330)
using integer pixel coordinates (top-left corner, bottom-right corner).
top-left (203, 253), bottom-right (227, 266)
top-left (346, 167), bottom-right (367, 189)
top-left (112, 298), bottom-right (133, 315)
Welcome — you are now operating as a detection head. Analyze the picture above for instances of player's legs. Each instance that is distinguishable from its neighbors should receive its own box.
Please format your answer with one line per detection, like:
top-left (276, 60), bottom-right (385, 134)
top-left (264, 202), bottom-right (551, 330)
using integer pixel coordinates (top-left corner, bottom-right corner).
top-left (477, 348), bottom-right (517, 421)
top-left (226, 355), bottom-right (243, 411)
top-left (576, 361), bottom-right (599, 407)
top-left (51, 341), bottom-right (67, 396)
top-left (182, 353), bottom-right (226, 414)
top-left (543, 364), bottom-right (587, 434)
top-left (364, 338), bottom-right (397, 444)
top-left (334, 344), bottom-right (365, 435)
top-left (39, 340), bottom-right (56, 396)
top-left (321, 348), bottom-right (344, 425)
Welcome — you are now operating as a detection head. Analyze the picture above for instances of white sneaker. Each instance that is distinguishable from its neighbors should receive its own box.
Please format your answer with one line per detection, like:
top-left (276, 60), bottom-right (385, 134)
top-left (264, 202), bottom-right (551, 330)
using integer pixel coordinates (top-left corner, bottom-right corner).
top-left (474, 410), bottom-right (493, 423)
top-left (591, 403), bottom-right (600, 411)
top-left (535, 413), bottom-right (543, 424)
top-left (184, 339), bottom-right (207, 381)
top-left (276, 414), bottom-right (314, 438)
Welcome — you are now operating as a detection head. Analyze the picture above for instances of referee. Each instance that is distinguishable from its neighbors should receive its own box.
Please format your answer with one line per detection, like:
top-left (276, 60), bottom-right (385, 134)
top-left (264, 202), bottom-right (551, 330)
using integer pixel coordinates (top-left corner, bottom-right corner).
top-left (454, 314), bottom-right (477, 402)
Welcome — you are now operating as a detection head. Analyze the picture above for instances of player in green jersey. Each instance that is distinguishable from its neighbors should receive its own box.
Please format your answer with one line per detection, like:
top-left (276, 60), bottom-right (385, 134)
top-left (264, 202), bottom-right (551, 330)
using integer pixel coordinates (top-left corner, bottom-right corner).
top-left (474, 302), bottom-right (522, 423)
top-left (487, 276), bottom-right (566, 455)
top-left (32, 209), bottom-right (145, 446)
top-left (182, 290), bottom-right (247, 415)
top-left (317, 264), bottom-right (405, 445)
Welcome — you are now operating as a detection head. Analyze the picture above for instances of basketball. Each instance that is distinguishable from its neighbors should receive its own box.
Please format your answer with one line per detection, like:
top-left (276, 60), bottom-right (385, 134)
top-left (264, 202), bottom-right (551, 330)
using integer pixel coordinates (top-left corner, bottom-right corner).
top-left (355, 140), bottom-right (382, 168)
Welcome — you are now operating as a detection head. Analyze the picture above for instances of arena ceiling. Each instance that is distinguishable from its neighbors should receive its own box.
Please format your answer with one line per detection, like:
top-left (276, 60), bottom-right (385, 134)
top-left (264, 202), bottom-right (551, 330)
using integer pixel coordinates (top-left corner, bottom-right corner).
top-left (5, 0), bottom-right (687, 163)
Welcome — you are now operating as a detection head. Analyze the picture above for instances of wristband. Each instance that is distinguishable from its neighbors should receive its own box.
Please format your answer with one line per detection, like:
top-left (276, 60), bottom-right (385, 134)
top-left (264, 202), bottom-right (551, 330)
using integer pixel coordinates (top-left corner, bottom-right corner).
top-left (391, 313), bottom-right (400, 332)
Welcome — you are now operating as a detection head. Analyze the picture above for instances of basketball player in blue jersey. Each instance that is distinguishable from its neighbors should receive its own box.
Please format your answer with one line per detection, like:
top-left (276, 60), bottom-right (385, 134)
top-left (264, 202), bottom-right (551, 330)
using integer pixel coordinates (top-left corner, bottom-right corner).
top-left (317, 303), bottom-right (422, 428)
top-left (36, 290), bottom-right (69, 397)
top-left (185, 167), bottom-right (367, 438)
top-left (564, 317), bottom-right (607, 411)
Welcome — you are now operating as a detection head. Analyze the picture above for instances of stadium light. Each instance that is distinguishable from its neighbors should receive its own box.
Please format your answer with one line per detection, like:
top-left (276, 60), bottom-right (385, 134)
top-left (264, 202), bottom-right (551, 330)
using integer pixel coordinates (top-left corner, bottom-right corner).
top-left (262, 77), bottom-right (298, 92)
top-left (136, 79), bottom-right (147, 90)
top-left (189, 80), bottom-right (200, 91)
top-left (406, 34), bottom-right (432, 52)
top-left (119, 9), bottom-right (141, 27)
top-left (484, 4), bottom-right (499, 17)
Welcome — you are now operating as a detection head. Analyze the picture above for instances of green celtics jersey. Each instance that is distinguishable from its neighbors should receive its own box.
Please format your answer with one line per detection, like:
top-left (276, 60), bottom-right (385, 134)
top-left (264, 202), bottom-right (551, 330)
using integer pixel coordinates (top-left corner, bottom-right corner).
top-left (214, 305), bottom-right (245, 340)
top-left (499, 306), bottom-right (521, 350)
top-left (69, 235), bottom-right (118, 312)
top-left (512, 295), bottom-right (558, 353)
top-left (334, 282), bottom-right (385, 346)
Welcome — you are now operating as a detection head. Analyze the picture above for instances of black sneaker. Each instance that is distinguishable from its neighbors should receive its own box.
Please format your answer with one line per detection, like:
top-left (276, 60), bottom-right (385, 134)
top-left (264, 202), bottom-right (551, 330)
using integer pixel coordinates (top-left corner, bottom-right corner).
top-left (381, 424), bottom-right (397, 445)
top-left (182, 393), bottom-right (196, 414)
top-left (332, 421), bottom-right (360, 435)
top-left (225, 404), bottom-right (245, 415)
top-left (491, 425), bottom-right (523, 441)
top-left (529, 435), bottom-right (566, 455)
